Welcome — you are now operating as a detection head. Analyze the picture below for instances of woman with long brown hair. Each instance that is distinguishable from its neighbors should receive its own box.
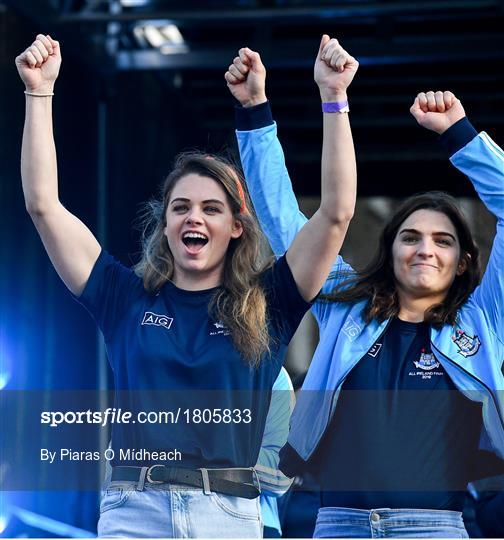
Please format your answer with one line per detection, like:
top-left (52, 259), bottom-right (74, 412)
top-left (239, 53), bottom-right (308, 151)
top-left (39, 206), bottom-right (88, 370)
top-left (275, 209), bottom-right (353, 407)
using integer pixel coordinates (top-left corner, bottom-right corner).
top-left (15, 33), bottom-right (357, 537)
top-left (231, 56), bottom-right (504, 537)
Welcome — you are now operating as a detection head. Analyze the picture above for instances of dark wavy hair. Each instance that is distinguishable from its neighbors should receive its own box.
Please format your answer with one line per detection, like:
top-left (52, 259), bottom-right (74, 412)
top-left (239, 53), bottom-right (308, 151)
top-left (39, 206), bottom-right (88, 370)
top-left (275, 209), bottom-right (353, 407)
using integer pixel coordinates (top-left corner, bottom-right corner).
top-left (134, 151), bottom-right (272, 365)
top-left (321, 191), bottom-right (482, 326)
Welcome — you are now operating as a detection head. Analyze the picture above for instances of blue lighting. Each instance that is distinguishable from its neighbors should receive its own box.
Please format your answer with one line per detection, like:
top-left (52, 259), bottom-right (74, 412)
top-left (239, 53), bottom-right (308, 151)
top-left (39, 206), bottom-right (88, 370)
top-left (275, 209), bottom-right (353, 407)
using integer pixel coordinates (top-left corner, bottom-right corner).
top-left (0, 492), bottom-right (9, 535)
top-left (0, 368), bottom-right (11, 390)
top-left (0, 352), bottom-right (12, 390)
top-left (0, 328), bottom-right (12, 390)
top-left (0, 516), bottom-right (7, 535)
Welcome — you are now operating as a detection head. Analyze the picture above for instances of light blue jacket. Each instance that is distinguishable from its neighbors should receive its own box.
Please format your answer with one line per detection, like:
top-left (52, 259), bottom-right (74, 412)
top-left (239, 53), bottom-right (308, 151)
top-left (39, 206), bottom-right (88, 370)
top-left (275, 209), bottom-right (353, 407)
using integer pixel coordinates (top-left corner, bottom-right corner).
top-left (258, 367), bottom-right (295, 534)
top-left (237, 111), bottom-right (504, 466)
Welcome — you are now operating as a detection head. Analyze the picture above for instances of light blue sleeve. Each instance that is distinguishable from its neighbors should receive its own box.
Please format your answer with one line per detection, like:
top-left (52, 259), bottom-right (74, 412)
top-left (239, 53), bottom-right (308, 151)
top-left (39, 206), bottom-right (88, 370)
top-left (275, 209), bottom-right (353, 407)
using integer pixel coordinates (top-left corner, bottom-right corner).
top-left (237, 123), bottom-right (353, 326)
top-left (452, 132), bottom-right (504, 342)
top-left (237, 123), bottom-right (309, 258)
top-left (260, 495), bottom-right (280, 535)
top-left (255, 367), bottom-right (294, 497)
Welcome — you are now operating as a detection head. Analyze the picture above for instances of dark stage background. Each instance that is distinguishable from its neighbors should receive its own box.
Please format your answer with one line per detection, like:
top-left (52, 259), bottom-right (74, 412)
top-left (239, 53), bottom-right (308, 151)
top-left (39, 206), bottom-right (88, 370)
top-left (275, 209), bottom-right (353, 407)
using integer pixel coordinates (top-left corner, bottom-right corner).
top-left (0, 0), bottom-right (503, 536)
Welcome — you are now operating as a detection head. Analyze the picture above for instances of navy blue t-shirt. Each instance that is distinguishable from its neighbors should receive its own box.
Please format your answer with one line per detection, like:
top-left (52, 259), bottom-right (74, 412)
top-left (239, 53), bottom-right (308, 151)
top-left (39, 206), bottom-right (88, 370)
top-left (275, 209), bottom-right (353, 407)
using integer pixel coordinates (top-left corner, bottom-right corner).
top-left (78, 250), bottom-right (310, 468)
top-left (315, 318), bottom-right (482, 510)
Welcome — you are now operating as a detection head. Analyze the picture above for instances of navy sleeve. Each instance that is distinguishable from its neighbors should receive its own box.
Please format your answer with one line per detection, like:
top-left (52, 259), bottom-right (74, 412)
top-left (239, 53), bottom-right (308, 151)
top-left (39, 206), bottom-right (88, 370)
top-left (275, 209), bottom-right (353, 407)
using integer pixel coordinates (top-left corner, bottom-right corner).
top-left (262, 255), bottom-right (312, 345)
top-left (234, 101), bottom-right (274, 131)
top-left (75, 250), bottom-right (143, 342)
top-left (439, 117), bottom-right (478, 157)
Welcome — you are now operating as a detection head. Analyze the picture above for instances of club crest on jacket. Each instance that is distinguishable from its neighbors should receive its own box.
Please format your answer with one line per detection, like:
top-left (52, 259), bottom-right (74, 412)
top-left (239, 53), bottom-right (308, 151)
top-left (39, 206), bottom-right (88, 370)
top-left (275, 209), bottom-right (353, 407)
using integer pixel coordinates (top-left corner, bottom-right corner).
top-left (452, 329), bottom-right (481, 357)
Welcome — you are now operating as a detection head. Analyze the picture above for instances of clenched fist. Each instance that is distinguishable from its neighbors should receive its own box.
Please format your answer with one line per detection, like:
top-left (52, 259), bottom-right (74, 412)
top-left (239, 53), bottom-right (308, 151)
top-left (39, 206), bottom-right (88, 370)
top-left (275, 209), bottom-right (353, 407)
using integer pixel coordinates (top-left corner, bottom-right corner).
top-left (410, 91), bottom-right (466, 134)
top-left (15, 34), bottom-right (61, 94)
top-left (225, 47), bottom-right (267, 108)
top-left (315, 35), bottom-right (359, 102)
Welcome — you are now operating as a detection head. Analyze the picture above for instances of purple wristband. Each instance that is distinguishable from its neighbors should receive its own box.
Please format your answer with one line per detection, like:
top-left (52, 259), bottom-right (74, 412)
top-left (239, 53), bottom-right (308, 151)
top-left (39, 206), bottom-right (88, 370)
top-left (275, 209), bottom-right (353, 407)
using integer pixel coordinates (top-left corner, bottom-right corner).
top-left (322, 100), bottom-right (349, 113)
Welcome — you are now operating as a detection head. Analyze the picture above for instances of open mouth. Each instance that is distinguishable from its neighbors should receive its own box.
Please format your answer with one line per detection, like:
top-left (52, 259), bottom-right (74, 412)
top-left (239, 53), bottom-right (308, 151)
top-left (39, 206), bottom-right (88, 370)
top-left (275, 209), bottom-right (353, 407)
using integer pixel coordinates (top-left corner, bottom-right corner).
top-left (182, 232), bottom-right (209, 250)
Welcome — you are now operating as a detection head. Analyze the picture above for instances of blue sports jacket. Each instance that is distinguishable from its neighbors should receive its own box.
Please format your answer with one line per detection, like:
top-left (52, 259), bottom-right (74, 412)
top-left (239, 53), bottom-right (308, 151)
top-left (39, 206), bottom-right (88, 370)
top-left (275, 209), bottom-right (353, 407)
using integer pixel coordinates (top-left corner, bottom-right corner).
top-left (236, 103), bottom-right (504, 467)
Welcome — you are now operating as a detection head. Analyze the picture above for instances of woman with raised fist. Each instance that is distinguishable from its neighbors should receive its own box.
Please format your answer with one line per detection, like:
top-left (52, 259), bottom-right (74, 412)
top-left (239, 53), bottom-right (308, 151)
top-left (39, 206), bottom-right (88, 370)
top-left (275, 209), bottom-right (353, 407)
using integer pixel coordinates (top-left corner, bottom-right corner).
top-left (16, 34), bottom-right (357, 537)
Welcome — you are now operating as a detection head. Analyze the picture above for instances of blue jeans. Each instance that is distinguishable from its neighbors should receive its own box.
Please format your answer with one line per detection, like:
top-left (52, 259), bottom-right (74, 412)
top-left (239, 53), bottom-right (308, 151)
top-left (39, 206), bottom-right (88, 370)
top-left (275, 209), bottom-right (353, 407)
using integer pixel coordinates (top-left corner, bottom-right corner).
top-left (313, 507), bottom-right (469, 538)
top-left (97, 483), bottom-right (262, 538)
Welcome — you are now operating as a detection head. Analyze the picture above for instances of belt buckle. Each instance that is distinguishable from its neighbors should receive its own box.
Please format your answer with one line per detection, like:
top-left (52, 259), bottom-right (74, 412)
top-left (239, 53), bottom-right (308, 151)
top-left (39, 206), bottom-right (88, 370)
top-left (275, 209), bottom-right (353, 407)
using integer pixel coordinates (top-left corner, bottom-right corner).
top-left (146, 464), bottom-right (165, 484)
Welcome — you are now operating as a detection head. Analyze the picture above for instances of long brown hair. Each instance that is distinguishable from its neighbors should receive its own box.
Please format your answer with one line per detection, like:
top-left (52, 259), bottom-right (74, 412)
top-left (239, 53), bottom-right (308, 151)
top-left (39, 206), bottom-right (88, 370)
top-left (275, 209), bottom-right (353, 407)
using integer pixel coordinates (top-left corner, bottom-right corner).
top-left (322, 192), bottom-right (481, 326)
top-left (134, 151), bottom-right (272, 365)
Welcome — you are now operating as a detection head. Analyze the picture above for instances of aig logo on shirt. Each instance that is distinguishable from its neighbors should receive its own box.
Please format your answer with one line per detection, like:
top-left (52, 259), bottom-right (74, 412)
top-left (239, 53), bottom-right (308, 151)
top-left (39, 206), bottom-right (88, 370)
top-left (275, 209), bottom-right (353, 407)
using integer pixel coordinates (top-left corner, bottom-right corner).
top-left (141, 311), bottom-right (173, 330)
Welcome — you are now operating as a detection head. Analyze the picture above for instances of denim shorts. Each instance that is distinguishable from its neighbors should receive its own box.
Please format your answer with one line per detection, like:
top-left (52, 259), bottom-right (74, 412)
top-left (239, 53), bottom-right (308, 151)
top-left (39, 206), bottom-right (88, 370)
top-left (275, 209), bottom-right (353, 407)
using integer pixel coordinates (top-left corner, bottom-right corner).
top-left (313, 507), bottom-right (469, 538)
top-left (97, 483), bottom-right (262, 538)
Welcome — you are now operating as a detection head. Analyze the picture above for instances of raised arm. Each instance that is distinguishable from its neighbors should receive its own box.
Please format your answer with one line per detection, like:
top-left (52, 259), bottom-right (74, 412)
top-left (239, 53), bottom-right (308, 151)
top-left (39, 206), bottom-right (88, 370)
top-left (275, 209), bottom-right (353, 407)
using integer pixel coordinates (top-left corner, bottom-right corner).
top-left (227, 36), bottom-right (358, 300)
top-left (226, 48), bottom-right (304, 257)
top-left (411, 91), bottom-right (504, 339)
top-left (16, 35), bottom-right (100, 296)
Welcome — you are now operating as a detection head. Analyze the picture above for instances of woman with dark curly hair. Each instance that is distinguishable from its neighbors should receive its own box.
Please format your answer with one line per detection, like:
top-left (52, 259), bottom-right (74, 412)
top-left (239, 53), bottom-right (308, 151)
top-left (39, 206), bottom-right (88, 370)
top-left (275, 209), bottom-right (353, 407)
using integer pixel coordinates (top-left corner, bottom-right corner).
top-left (231, 56), bottom-right (504, 537)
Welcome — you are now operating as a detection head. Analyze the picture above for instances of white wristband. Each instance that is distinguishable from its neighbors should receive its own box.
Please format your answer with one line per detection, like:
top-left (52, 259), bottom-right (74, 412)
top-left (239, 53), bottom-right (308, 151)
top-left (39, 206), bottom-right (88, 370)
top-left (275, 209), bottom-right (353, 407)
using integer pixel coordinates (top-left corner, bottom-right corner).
top-left (24, 90), bottom-right (54, 97)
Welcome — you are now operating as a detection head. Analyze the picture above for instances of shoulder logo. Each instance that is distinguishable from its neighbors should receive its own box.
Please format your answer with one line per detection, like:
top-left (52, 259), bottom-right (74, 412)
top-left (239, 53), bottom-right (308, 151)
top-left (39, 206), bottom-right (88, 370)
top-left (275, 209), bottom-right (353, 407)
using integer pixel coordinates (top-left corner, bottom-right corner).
top-left (141, 312), bottom-right (173, 330)
top-left (452, 329), bottom-right (481, 357)
top-left (414, 349), bottom-right (440, 371)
